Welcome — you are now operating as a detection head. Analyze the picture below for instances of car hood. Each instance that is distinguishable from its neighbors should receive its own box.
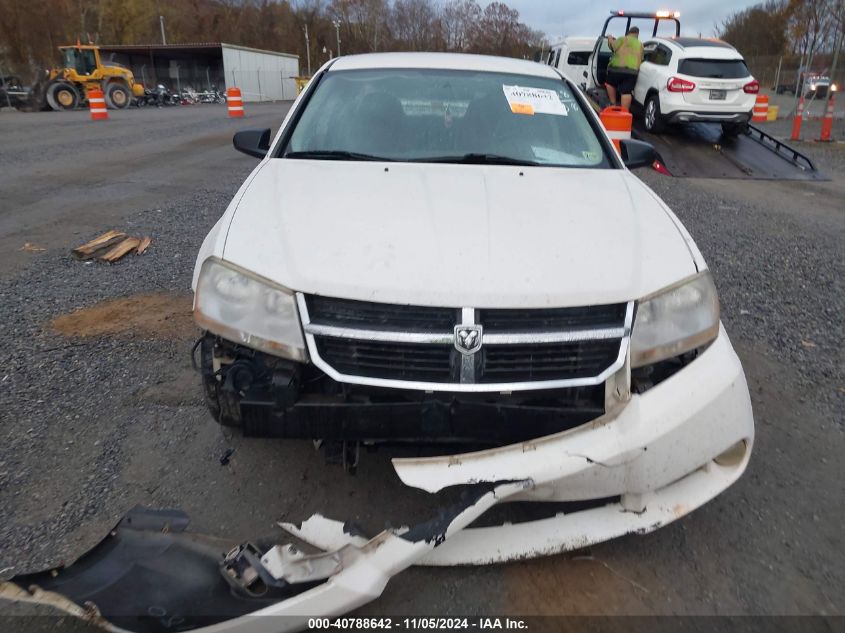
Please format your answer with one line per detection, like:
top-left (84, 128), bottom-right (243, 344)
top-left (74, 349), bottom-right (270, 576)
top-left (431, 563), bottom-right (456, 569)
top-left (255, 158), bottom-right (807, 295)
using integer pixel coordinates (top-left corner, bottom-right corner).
top-left (222, 160), bottom-right (696, 307)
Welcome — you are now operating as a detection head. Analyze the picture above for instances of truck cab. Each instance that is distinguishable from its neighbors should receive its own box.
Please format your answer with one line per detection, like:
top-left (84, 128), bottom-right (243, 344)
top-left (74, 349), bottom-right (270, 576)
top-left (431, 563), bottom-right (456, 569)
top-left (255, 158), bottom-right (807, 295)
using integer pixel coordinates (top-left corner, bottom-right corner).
top-left (546, 36), bottom-right (597, 88)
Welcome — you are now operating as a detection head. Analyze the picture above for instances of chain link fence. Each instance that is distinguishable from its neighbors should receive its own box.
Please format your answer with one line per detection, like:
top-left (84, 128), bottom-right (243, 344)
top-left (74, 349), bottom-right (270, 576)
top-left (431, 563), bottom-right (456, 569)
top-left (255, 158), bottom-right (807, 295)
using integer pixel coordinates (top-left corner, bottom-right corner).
top-left (745, 53), bottom-right (844, 92)
top-left (129, 65), bottom-right (298, 102)
top-left (133, 63), bottom-right (225, 94)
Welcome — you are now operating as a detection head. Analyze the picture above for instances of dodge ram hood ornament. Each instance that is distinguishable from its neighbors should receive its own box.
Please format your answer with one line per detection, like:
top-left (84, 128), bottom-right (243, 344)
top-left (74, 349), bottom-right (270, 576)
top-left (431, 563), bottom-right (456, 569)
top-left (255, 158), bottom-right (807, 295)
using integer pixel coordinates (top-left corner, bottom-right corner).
top-left (454, 325), bottom-right (482, 354)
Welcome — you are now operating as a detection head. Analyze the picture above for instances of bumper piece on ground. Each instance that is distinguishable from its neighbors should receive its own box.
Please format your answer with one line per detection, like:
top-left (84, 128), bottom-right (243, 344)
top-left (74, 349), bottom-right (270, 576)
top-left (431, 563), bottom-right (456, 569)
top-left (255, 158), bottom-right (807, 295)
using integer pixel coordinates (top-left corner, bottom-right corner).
top-left (0, 483), bottom-right (529, 633)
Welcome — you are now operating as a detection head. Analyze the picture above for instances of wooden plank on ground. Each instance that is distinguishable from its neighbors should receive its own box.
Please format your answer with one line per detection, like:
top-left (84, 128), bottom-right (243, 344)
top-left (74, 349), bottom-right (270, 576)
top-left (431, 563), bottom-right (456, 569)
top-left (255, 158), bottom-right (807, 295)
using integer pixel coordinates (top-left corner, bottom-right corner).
top-left (135, 236), bottom-right (152, 255)
top-left (72, 230), bottom-right (127, 260)
top-left (100, 237), bottom-right (142, 263)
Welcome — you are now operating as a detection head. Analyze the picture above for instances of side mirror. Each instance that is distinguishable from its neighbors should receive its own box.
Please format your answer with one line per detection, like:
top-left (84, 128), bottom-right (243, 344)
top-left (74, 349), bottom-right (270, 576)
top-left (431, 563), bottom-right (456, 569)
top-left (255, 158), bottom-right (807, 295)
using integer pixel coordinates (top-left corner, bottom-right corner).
top-left (619, 139), bottom-right (657, 169)
top-left (233, 128), bottom-right (271, 159)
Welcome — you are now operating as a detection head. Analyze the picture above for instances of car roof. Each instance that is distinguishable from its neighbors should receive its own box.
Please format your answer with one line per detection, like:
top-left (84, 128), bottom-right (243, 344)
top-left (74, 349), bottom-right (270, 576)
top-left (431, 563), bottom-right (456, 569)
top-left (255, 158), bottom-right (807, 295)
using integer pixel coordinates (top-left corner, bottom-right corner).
top-left (659, 37), bottom-right (737, 50)
top-left (329, 52), bottom-right (562, 79)
top-left (649, 36), bottom-right (744, 59)
top-left (550, 36), bottom-right (597, 50)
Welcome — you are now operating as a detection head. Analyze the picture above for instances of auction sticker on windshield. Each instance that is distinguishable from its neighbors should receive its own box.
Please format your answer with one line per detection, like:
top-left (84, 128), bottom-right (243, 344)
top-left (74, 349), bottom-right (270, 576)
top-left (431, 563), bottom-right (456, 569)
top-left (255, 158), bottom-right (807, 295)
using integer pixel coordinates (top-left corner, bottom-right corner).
top-left (503, 85), bottom-right (568, 116)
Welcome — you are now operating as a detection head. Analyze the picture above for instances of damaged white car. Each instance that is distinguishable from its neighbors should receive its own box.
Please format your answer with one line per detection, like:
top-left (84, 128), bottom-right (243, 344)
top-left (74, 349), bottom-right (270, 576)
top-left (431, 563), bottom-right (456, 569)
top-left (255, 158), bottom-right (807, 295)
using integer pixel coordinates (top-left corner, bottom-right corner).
top-left (2, 53), bottom-right (754, 631)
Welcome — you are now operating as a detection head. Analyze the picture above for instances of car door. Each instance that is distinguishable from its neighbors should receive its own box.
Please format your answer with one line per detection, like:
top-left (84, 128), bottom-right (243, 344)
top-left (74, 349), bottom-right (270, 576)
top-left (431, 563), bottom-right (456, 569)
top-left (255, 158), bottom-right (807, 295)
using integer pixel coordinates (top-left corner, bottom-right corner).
top-left (634, 41), bottom-right (661, 105)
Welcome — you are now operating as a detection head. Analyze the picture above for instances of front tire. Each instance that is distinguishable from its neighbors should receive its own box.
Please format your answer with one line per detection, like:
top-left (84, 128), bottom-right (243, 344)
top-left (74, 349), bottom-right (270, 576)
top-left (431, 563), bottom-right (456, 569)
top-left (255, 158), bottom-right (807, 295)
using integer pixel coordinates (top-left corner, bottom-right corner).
top-left (643, 93), bottom-right (665, 134)
top-left (46, 82), bottom-right (79, 111)
top-left (105, 83), bottom-right (131, 109)
top-left (200, 336), bottom-right (241, 428)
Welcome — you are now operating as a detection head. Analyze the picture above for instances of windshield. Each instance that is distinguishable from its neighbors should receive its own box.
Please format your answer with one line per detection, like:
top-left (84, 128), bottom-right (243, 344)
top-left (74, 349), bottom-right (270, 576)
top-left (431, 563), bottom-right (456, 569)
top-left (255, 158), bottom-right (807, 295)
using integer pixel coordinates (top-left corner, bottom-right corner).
top-left (62, 48), bottom-right (97, 75)
top-left (678, 58), bottom-right (750, 79)
top-left (283, 68), bottom-right (611, 168)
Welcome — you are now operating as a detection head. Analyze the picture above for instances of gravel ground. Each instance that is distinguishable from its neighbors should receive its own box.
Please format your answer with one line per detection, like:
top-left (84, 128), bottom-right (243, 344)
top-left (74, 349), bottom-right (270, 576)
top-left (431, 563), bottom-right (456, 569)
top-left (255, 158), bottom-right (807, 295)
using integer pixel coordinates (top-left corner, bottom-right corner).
top-left (0, 105), bottom-right (842, 623)
top-left (640, 161), bottom-right (844, 431)
top-left (0, 187), bottom-right (235, 571)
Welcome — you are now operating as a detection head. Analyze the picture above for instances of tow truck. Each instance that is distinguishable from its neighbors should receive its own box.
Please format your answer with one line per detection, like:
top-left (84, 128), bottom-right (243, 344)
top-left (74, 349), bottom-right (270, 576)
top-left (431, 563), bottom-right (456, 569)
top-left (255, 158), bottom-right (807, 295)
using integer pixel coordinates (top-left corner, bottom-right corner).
top-left (586, 10), bottom-right (825, 181)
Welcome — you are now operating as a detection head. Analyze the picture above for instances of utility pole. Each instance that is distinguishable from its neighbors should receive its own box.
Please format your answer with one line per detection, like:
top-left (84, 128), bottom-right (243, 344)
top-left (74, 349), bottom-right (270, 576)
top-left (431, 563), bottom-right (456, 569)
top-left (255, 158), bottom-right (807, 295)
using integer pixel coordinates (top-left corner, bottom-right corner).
top-left (159, 15), bottom-right (167, 45)
top-left (333, 20), bottom-right (342, 57)
top-left (304, 23), bottom-right (311, 75)
top-left (826, 0), bottom-right (844, 111)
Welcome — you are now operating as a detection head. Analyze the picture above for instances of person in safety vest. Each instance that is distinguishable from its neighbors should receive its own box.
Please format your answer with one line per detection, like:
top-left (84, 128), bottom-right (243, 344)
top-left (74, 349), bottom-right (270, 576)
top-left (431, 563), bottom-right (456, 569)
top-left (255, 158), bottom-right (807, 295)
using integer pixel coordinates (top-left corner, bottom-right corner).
top-left (605, 26), bottom-right (644, 111)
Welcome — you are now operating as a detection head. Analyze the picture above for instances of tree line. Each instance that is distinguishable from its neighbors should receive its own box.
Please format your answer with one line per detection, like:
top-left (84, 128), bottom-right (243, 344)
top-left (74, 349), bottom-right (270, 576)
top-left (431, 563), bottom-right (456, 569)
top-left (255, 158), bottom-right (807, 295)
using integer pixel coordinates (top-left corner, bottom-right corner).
top-left (718, 0), bottom-right (844, 62)
top-left (0, 0), bottom-right (546, 78)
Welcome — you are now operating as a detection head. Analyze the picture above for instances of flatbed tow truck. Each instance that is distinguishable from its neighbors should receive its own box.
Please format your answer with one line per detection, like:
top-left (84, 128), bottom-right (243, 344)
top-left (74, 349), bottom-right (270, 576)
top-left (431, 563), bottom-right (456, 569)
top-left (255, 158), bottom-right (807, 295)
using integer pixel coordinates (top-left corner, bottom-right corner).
top-left (586, 10), bottom-right (826, 181)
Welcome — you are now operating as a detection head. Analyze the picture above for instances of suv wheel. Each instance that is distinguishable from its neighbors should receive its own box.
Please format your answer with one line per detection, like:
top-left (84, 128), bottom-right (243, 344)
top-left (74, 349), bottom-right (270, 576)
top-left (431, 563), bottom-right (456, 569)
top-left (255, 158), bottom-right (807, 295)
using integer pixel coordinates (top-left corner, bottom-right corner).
top-left (644, 94), bottom-right (665, 133)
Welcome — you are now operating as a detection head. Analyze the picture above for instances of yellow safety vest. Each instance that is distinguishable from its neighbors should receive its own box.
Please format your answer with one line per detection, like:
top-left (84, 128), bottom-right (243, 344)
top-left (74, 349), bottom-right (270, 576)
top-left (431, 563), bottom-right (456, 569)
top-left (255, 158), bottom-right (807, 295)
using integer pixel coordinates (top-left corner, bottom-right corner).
top-left (609, 36), bottom-right (643, 71)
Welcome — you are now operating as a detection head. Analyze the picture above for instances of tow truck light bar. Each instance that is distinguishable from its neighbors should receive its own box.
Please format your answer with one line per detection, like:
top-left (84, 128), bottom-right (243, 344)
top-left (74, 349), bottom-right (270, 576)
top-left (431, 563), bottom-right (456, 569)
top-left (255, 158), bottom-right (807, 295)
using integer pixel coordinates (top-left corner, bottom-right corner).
top-left (613, 10), bottom-right (681, 18)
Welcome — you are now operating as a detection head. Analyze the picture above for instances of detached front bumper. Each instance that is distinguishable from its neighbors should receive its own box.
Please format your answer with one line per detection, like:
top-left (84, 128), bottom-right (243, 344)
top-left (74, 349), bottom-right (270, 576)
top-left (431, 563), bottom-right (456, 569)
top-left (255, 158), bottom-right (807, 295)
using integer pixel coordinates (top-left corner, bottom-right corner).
top-left (296, 325), bottom-right (754, 564)
top-left (1, 327), bottom-right (753, 631)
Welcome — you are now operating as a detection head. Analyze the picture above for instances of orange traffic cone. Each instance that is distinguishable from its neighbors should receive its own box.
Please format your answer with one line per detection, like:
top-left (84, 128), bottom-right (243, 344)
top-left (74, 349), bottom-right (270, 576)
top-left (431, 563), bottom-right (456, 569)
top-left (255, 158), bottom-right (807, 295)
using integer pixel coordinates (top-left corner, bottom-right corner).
top-left (599, 106), bottom-right (632, 154)
top-left (227, 87), bottom-right (244, 118)
top-left (819, 93), bottom-right (835, 142)
top-left (88, 88), bottom-right (108, 121)
top-left (752, 94), bottom-right (769, 122)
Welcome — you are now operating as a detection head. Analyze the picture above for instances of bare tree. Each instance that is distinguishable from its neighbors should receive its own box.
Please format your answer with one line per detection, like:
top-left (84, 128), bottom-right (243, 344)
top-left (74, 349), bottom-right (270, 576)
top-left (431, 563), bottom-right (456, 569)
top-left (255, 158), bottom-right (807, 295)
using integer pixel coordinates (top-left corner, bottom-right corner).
top-left (329, 0), bottom-right (389, 51)
top-left (718, 0), bottom-right (788, 57)
top-left (391, 0), bottom-right (441, 51)
top-left (441, 0), bottom-right (481, 51)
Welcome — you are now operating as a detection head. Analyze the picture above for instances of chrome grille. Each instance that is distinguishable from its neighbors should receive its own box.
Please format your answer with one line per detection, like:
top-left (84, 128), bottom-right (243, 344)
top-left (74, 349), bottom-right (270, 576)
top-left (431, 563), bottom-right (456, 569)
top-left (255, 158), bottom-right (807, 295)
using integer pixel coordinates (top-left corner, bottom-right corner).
top-left (314, 338), bottom-right (454, 383)
top-left (481, 340), bottom-right (622, 383)
top-left (479, 304), bottom-right (627, 332)
top-left (299, 294), bottom-right (633, 392)
top-left (307, 295), bottom-right (457, 331)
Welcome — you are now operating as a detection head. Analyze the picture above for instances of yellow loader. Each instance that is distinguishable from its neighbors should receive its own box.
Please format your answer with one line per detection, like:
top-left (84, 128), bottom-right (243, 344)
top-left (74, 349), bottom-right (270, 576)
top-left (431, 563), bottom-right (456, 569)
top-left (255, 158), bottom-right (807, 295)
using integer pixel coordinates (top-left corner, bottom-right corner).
top-left (43, 44), bottom-right (145, 111)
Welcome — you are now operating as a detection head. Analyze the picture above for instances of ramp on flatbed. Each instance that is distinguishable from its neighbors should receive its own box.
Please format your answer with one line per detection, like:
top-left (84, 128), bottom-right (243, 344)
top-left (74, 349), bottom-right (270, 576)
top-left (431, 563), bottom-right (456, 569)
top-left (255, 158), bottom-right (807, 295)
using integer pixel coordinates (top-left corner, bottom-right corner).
top-left (632, 121), bottom-right (828, 181)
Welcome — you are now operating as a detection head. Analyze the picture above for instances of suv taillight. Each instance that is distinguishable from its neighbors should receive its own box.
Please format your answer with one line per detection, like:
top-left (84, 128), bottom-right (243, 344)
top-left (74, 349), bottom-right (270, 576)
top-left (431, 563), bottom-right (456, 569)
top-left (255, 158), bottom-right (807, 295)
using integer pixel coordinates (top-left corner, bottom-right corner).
top-left (743, 80), bottom-right (760, 94)
top-left (667, 77), bottom-right (696, 92)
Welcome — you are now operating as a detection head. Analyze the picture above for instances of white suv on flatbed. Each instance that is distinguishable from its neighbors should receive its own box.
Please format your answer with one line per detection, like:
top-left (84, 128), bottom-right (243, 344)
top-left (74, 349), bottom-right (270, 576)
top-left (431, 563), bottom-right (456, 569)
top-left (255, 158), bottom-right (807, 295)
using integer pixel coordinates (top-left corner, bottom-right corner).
top-left (634, 37), bottom-right (759, 136)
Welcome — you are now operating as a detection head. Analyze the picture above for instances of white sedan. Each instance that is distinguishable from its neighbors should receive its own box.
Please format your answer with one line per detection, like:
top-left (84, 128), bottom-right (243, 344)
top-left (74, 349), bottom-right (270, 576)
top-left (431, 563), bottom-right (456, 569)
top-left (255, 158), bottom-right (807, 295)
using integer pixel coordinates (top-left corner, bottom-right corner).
top-left (3, 52), bottom-right (755, 631)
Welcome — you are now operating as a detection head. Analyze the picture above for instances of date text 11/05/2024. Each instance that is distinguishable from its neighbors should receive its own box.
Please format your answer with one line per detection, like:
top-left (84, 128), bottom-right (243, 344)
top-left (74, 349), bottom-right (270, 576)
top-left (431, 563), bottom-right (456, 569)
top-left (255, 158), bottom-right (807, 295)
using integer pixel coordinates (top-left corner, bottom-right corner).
top-left (308, 618), bottom-right (528, 630)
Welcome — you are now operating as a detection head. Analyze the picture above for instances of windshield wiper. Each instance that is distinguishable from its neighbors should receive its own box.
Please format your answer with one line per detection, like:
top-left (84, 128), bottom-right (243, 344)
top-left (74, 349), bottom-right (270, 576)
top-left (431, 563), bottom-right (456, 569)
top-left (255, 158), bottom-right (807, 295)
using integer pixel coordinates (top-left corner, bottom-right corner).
top-left (409, 153), bottom-right (540, 166)
top-left (285, 150), bottom-right (393, 162)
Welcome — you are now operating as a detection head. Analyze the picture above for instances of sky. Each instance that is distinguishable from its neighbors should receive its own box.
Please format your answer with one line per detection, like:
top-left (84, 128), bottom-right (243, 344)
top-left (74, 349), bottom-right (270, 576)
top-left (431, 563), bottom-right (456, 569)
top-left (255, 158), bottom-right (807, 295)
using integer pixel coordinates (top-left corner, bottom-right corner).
top-left (484, 0), bottom-right (761, 42)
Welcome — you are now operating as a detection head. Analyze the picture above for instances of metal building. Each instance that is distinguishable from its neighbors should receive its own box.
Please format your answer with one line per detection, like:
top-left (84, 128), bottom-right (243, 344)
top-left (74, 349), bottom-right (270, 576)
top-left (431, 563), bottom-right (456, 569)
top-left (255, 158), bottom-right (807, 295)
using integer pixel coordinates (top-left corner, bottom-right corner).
top-left (98, 42), bottom-right (300, 102)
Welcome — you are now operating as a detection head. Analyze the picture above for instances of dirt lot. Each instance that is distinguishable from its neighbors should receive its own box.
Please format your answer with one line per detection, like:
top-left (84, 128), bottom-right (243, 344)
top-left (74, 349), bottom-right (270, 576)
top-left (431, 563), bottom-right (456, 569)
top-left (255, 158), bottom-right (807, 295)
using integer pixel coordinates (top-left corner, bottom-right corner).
top-left (0, 103), bottom-right (842, 625)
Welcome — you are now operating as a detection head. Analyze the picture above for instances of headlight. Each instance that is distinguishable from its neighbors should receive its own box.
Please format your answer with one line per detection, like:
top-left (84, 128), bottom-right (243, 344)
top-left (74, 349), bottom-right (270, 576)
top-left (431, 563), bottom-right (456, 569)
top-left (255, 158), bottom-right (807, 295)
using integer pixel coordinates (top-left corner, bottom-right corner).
top-left (630, 271), bottom-right (720, 368)
top-left (194, 257), bottom-right (307, 361)
top-left (832, 83), bottom-right (838, 92)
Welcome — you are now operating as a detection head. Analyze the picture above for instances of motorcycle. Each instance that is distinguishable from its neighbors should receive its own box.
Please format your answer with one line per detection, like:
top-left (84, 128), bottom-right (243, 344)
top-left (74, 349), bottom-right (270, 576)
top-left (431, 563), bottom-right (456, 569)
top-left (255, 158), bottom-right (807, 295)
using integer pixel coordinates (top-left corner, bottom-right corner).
top-left (137, 84), bottom-right (179, 107)
top-left (198, 88), bottom-right (227, 104)
top-left (180, 87), bottom-right (199, 105)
